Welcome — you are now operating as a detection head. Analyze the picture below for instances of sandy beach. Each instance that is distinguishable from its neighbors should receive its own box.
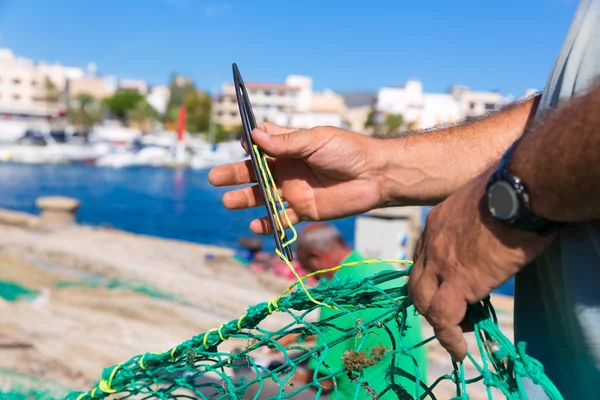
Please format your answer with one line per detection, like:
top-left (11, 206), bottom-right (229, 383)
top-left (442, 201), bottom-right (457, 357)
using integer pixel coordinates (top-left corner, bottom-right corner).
top-left (0, 209), bottom-right (514, 399)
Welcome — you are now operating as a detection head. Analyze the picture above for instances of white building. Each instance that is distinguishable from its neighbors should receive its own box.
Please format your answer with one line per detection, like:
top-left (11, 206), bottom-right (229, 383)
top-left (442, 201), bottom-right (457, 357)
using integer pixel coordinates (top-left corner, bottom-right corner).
top-left (212, 75), bottom-right (346, 130)
top-left (146, 86), bottom-right (170, 115)
top-left (449, 85), bottom-right (508, 121)
top-left (375, 79), bottom-right (512, 132)
top-left (0, 48), bottom-right (85, 120)
top-left (376, 79), bottom-right (461, 130)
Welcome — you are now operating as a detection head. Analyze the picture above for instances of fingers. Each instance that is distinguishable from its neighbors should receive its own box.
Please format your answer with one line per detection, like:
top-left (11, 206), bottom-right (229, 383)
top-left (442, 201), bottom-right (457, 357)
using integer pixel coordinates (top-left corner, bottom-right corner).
top-left (208, 159), bottom-right (257, 187)
top-left (252, 128), bottom-right (320, 159)
top-left (222, 185), bottom-right (284, 210)
top-left (258, 122), bottom-right (297, 136)
top-left (428, 283), bottom-right (468, 361)
top-left (250, 209), bottom-right (300, 235)
top-left (408, 245), bottom-right (469, 360)
top-left (243, 123), bottom-right (297, 154)
top-left (408, 265), bottom-right (439, 317)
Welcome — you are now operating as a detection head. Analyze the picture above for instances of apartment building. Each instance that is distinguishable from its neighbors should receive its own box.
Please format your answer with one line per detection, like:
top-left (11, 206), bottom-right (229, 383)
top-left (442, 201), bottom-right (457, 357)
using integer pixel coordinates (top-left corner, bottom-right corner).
top-left (375, 79), bottom-right (511, 132)
top-left (119, 79), bottom-right (149, 95)
top-left (449, 85), bottom-right (507, 120)
top-left (68, 76), bottom-right (118, 100)
top-left (376, 79), bottom-right (461, 130)
top-left (211, 75), bottom-right (345, 130)
top-left (0, 48), bottom-right (85, 119)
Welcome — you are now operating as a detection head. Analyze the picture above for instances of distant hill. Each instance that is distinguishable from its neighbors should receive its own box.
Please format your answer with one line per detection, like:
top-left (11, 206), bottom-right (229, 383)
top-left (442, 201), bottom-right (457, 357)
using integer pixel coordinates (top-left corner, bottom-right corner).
top-left (339, 91), bottom-right (377, 108)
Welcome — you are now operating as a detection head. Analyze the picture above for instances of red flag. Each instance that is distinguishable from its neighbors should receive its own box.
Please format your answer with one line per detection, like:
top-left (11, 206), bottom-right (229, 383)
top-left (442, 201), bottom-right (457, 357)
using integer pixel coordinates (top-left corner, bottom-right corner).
top-left (177, 106), bottom-right (186, 142)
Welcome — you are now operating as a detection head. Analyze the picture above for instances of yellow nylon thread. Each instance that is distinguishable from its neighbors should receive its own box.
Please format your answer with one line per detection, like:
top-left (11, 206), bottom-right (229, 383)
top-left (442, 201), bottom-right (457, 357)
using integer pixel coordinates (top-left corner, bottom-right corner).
top-left (252, 146), bottom-right (282, 233)
top-left (76, 393), bottom-right (86, 400)
top-left (252, 146), bottom-right (298, 247)
top-left (139, 354), bottom-right (147, 370)
top-left (138, 352), bottom-right (162, 370)
top-left (204, 328), bottom-right (219, 348)
top-left (258, 148), bottom-right (298, 245)
top-left (98, 363), bottom-right (122, 393)
top-left (272, 248), bottom-right (334, 309)
top-left (237, 315), bottom-right (245, 330)
top-left (171, 346), bottom-right (177, 361)
top-left (98, 380), bottom-right (117, 394)
top-left (218, 325), bottom-right (226, 341)
top-left (91, 388), bottom-right (96, 398)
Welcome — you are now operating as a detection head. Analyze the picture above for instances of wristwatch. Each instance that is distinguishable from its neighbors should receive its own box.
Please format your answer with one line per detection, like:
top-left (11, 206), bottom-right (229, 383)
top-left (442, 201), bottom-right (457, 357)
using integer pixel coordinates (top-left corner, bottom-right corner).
top-left (485, 143), bottom-right (563, 235)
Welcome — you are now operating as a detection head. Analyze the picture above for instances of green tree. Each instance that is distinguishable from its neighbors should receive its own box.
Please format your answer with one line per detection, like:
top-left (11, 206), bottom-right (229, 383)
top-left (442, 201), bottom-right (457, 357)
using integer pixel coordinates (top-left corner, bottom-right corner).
top-left (364, 108), bottom-right (376, 129)
top-left (184, 90), bottom-right (212, 133)
top-left (103, 89), bottom-right (145, 123)
top-left (212, 124), bottom-right (244, 143)
top-left (165, 74), bottom-right (196, 123)
top-left (127, 100), bottom-right (160, 131)
top-left (384, 113), bottom-right (405, 135)
top-left (166, 75), bottom-right (195, 109)
top-left (68, 93), bottom-right (103, 128)
top-left (43, 77), bottom-right (62, 104)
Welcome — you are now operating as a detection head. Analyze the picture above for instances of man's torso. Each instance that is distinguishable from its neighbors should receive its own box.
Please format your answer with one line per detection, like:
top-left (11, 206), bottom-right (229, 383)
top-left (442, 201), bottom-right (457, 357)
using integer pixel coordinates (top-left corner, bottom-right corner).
top-left (514, 1), bottom-right (600, 398)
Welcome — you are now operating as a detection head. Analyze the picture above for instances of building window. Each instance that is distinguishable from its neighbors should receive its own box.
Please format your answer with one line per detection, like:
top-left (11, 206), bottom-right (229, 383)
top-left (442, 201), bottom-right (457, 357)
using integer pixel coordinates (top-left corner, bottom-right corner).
top-left (264, 90), bottom-right (272, 96)
top-left (484, 103), bottom-right (496, 111)
top-left (230, 111), bottom-right (237, 117)
top-left (12, 78), bottom-right (21, 85)
top-left (13, 94), bottom-right (21, 101)
top-left (31, 80), bottom-right (38, 87)
top-left (216, 111), bottom-right (224, 117)
top-left (469, 102), bottom-right (476, 110)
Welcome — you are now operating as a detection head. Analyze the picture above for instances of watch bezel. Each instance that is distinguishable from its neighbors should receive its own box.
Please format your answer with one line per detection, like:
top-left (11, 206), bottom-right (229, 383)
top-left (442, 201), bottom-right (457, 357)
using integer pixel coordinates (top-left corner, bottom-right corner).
top-left (485, 144), bottom-right (561, 236)
top-left (486, 179), bottom-right (521, 221)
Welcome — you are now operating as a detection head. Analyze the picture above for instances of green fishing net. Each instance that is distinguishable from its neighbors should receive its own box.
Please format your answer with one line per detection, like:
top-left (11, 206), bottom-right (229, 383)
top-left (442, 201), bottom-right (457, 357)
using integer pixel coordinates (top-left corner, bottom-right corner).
top-left (54, 261), bottom-right (562, 400)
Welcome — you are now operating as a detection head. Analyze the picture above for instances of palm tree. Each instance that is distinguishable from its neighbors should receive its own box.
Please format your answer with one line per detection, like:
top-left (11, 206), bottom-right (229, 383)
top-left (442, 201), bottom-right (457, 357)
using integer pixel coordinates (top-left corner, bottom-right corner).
top-left (44, 77), bottom-right (61, 104)
top-left (126, 100), bottom-right (159, 131)
top-left (69, 93), bottom-right (102, 128)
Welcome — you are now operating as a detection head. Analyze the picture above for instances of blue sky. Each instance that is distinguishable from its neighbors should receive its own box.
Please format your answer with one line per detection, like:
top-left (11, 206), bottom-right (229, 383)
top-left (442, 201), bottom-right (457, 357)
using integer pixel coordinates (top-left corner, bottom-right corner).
top-left (0, 0), bottom-right (580, 96)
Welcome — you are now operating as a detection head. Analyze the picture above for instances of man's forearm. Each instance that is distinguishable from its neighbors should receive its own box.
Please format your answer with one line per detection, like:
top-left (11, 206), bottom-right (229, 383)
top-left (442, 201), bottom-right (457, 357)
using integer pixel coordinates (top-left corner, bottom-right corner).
top-left (377, 94), bottom-right (541, 206)
top-left (509, 82), bottom-right (600, 222)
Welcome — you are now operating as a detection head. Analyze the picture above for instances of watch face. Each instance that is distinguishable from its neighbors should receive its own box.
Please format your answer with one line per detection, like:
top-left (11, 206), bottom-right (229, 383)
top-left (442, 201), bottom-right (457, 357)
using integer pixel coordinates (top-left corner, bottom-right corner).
top-left (487, 180), bottom-right (519, 220)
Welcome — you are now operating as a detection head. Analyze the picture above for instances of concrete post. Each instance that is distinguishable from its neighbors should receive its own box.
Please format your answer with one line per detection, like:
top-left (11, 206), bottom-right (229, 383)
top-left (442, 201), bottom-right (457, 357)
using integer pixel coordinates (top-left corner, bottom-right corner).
top-left (35, 196), bottom-right (80, 227)
top-left (354, 206), bottom-right (423, 261)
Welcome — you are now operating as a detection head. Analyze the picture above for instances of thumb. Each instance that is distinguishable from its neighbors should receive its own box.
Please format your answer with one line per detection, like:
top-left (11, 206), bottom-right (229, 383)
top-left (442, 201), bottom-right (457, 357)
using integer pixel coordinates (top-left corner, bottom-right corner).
top-left (252, 128), bottom-right (318, 158)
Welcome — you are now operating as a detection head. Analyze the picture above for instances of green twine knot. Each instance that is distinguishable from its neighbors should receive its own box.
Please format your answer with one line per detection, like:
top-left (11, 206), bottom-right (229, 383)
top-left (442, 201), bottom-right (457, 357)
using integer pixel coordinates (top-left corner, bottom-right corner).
top-left (398, 345), bottom-right (411, 356)
top-left (516, 342), bottom-right (544, 385)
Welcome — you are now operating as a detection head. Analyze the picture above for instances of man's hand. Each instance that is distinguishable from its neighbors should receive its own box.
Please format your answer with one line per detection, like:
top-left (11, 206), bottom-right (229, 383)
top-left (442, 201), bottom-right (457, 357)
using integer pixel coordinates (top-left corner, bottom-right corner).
top-left (408, 167), bottom-right (556, 360)
top-left (208, 123), bottom-right (387, 234)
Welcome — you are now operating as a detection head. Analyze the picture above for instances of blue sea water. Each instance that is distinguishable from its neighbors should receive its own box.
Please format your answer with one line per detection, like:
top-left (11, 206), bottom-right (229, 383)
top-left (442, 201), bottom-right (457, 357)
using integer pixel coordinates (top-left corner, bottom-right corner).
top-left (0, 163), bottom-right (356, 252)
top-left (0, 163), bottom-right (513, 296)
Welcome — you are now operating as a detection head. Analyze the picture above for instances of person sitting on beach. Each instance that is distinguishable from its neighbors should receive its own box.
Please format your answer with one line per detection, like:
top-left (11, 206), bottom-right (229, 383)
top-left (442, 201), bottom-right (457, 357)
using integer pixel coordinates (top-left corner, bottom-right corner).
top-left (273, 222), bottom-right (427, 398)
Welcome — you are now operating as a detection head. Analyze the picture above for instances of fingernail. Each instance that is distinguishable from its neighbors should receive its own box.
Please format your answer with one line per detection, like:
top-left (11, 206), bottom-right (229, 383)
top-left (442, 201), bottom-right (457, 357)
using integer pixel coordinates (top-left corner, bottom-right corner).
top-left (254, 129), bottom-right (270, 140)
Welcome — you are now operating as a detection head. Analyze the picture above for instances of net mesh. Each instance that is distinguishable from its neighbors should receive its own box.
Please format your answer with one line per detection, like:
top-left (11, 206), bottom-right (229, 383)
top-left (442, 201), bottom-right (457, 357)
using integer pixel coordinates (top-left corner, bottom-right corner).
top-left (3, 145), bottom-right (565, 399)
top-left (0, 368), bottom-right (72, 400)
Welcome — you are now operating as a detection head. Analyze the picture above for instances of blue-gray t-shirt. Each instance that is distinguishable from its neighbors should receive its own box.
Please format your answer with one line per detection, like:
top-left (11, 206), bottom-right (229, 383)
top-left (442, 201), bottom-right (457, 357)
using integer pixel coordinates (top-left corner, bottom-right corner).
top-left (515, 1), bottom-right (600, 398)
